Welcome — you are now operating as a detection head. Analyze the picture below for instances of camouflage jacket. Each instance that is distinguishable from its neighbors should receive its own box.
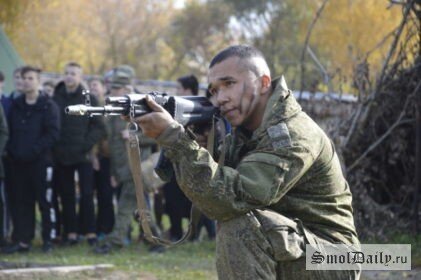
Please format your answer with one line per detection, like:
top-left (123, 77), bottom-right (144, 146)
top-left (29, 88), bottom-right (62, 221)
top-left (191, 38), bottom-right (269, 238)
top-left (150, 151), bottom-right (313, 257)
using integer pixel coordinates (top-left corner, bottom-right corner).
top-left (108, 117), bottom-right (155, 183)
top-left (156, 77), bottom-right (358, 245)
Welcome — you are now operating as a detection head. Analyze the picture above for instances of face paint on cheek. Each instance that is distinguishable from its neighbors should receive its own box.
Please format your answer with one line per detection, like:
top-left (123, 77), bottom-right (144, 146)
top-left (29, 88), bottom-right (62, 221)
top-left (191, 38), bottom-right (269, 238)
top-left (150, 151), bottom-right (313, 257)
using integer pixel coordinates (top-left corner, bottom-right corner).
top-left (238, 83), bottom-right (246, 115)
top-left (239, 82), bottom-right (255, 117)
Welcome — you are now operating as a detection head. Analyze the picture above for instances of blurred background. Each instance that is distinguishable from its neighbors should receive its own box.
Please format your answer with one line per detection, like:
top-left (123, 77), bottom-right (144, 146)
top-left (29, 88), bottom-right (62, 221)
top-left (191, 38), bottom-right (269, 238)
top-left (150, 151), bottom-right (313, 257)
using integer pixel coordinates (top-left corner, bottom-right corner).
top-left (0, 1), bottom-right (420, 278)
top-left (0, 0), bottom-right (410, 93)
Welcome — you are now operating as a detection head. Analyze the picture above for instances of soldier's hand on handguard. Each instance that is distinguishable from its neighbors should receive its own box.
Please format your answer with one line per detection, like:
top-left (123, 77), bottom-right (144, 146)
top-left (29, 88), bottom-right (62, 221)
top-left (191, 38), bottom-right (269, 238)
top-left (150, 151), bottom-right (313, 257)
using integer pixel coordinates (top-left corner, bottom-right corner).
top-left (134, 95), bottom-right (176, 139)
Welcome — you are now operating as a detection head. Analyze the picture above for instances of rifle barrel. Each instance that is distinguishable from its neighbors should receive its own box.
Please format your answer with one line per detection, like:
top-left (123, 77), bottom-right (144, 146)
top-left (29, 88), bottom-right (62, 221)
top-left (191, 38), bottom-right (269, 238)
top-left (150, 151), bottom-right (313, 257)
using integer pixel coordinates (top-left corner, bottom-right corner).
top-left (65, 105), bottom-right (126, 116)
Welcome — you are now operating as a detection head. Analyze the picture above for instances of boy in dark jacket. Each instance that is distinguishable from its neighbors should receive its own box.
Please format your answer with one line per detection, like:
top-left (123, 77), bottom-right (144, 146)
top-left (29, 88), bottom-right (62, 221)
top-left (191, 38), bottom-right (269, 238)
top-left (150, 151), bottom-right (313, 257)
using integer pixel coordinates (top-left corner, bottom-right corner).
top-left (3, 66), bottom-right (60, 253)
top-left (53, 62), bottom-right (106, 245)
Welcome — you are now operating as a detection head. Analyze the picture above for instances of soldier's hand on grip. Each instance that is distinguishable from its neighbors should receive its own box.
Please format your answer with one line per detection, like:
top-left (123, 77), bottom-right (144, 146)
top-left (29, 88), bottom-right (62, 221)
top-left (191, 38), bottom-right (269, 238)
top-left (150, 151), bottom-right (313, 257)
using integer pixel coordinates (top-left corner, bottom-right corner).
top-left (135, 95), bottom-right (176, 139)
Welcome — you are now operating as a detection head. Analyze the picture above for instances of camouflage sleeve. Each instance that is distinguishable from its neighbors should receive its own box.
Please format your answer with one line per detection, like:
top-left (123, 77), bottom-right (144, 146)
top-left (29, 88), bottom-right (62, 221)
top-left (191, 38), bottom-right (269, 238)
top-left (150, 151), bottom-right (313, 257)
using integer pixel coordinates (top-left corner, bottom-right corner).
top-left (157, 122), bottom-right (315, 222)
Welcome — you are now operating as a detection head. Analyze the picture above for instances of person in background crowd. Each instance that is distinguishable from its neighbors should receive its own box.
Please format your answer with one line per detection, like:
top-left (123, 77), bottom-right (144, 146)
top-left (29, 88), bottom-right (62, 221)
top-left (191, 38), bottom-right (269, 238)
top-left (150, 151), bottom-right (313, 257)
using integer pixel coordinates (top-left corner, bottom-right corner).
top-left (42, 80), bottom-right (56, 98)
top-left (0, 71), bottom-right (9, 248)
top-left (42, 79), bottom-right (59, 243)
top-left (2, 66), bottom-right (59, 254)
top-left (52, 62), bottom-right (106, 246)
top-left (10, 68), bottom-right (24, 101)
top-left (88, 77), bottom-right (114, 239)
top-left (0, 72), bottom-right (4, 91)
top-left (94, 65), bottom-right (163, 254)
top-left (1, 67), bottom-right (23, 118)
top-left (176, 75), bottom-right (199, 96)
top-left (160, 74), bottom-right (215, 242)
top-left (0, 70), bottom-right (8, 121)
top-left (2, 67), bottom-right (23, 245)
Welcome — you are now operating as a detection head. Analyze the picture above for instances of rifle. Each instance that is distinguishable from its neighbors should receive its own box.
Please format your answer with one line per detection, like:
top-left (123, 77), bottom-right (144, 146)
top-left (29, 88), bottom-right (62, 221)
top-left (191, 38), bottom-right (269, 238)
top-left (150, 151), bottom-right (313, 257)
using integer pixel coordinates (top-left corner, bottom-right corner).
top-left (65, 91), bottom-right (218, 126)
top-left (66, 91), bottom-right (219, 246)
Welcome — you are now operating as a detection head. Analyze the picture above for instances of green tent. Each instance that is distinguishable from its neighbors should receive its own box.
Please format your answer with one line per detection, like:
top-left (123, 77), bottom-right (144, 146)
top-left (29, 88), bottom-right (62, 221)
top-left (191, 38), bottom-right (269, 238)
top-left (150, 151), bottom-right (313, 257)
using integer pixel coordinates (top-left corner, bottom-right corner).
top-left (0, 25), bottom-right (24, 94)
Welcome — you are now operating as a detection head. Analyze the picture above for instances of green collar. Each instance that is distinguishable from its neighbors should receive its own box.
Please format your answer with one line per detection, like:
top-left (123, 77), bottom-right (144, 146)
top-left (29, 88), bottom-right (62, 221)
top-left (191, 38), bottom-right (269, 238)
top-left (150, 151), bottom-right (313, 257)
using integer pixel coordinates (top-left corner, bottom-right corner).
top-left (251, 76), bottom-right (302, 141)
top-left (232, 76), bottom-right (302, 148)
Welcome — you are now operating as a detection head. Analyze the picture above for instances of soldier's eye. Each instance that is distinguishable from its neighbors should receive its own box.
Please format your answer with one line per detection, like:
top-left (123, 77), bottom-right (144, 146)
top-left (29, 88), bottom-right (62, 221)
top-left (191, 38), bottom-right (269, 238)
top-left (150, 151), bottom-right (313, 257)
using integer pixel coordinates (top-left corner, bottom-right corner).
top-left (225, 81), bottom-right (236, 87)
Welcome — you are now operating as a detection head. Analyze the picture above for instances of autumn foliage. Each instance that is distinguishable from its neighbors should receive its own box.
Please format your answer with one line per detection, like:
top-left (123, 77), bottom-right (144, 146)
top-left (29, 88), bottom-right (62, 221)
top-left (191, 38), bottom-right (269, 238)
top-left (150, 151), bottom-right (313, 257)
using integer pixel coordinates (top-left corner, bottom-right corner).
top-left (0, 0), bottom-right (407, 91)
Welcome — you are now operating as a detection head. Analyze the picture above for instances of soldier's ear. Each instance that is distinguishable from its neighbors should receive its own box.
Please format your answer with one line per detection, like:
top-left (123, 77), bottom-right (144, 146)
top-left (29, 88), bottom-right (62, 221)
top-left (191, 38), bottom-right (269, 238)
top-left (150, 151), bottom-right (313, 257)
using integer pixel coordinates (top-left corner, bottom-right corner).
top-left (260, 74), bottom-right (271, 95)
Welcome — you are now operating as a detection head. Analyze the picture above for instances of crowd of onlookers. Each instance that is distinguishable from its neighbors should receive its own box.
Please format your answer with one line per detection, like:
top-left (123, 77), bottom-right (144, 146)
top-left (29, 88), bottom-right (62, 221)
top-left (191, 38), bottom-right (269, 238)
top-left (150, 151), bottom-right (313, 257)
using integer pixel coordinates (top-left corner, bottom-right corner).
top-left (0, 63), bottom-right (216, 255)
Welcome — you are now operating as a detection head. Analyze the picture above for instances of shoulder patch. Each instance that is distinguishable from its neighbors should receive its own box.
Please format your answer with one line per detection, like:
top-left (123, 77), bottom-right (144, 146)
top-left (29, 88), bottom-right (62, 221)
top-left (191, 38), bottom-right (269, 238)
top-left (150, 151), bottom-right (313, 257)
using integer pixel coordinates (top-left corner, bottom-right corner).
top-left (267, 123), bottom-right (292, 149)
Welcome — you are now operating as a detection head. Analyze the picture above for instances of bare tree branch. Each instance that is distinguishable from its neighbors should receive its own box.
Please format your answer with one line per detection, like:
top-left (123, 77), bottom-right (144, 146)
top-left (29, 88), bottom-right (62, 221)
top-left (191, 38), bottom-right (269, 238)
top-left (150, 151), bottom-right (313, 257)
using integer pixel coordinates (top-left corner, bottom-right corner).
top-left (346, 81), bottom-right (421, 173)
top-left (306, 46), bottom-right (332, 93)
top-left (343, 0), bottom-right (416, 149)
top-left (365, 25), bottom-right (400, 57)
top-left (375, 0), bottom-right (415, 98)
top-left (298, 0), bottom-right (329, 100)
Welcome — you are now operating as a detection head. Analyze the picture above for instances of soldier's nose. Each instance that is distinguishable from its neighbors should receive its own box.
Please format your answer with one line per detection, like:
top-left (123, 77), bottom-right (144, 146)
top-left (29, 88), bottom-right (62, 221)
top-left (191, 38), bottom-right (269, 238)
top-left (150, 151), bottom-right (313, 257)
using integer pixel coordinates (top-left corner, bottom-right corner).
top-left (216, 92), bottom-right (229, 106)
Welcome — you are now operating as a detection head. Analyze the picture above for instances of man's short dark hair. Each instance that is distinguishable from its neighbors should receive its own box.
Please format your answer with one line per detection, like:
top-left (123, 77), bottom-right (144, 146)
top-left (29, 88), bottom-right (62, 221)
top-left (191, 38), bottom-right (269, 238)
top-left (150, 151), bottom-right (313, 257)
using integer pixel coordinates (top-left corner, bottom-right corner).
top-left (0, 71), bottom-right (4, 82)
top-left (177, 75), bottom-right (199, 96)
top-left (43, 80), bottom-right (56, 88)
top-left (209, 45), bottom-right (268, 76)
top-left (21, 65), bottom-right (42, 78)
top-left (65, 62), bottom-right (82, 69)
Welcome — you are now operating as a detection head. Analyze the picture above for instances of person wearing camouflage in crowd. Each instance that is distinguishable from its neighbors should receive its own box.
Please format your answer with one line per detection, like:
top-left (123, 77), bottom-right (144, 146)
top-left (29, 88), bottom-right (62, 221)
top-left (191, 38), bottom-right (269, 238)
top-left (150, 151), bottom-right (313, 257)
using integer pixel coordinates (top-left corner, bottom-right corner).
top-left (94, 65), bottom-right (163, 254)
top-left (132, 45), bottom-right (360, 279)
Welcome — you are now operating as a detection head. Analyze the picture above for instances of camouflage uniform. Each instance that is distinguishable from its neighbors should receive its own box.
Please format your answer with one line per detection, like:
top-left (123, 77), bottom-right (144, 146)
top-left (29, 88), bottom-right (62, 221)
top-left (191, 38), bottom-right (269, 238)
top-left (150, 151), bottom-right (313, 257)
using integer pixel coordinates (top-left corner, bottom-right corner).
top-left (156, 77), bottom-right (360, 279)
top-left (106, 116), bottom-right (155, 246)
top-left (102, 65), bottom-right (156, 247)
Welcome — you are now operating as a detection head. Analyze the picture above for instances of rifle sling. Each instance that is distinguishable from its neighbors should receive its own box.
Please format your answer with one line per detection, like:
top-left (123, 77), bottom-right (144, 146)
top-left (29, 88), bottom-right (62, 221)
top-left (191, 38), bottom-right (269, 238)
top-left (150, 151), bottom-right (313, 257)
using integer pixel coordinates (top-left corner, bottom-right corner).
top-left (127, 127), bottom-right (201, 247)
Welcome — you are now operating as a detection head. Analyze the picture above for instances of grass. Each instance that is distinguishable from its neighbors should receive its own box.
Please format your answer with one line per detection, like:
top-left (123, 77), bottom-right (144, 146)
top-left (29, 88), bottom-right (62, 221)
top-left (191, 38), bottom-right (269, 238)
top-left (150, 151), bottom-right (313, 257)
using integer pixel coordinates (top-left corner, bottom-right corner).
top-left (1, 239), bottom-right (217, 279)
top-left (1, 216), bottom-right (217, 280)
top-left (2, 213), bottom-right (420, 279)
